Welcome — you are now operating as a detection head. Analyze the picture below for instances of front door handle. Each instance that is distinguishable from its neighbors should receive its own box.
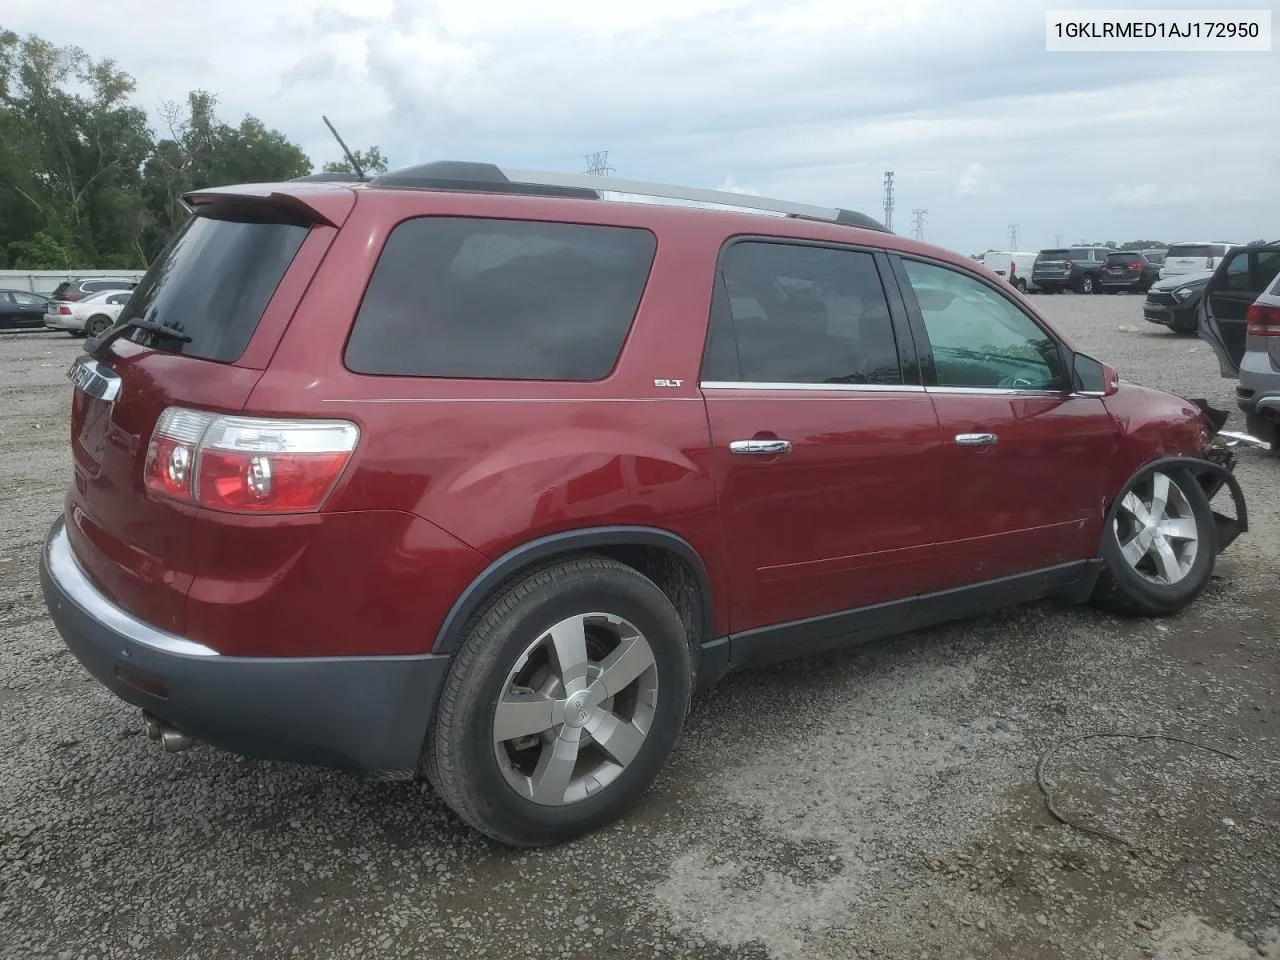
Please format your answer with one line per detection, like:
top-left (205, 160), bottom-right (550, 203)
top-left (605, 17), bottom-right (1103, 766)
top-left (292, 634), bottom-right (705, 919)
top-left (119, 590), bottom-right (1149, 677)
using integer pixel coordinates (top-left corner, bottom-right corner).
top-left (955, 433), bottom-right (998, 447)
top-left (730, 439), bottom-right (793, 456)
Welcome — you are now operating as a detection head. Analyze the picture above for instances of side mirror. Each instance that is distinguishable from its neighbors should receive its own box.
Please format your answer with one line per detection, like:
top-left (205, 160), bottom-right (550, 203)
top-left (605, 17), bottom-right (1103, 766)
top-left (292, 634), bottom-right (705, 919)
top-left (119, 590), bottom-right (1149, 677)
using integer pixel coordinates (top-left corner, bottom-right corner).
top-left (1073, 353), bottom-right (1120, 396)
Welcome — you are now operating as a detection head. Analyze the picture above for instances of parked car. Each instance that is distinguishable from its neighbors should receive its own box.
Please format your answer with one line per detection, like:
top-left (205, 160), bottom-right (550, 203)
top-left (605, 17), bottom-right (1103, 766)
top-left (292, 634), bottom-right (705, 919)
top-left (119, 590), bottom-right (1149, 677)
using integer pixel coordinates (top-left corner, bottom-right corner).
top-left (1031, 246), bottom-right (1110, 294)
top-left (44, 289), bottom-right (132, 338)
top-left (1199, 240), bottom-right (1280, 447)
top-left (41, 163), bottom-right (1251, 847)
top-left (981, 251), bottom-right (1039, 293)
top-left (1160, 243), bottom-right (1235, 281)
top-left (1099, 251), bottom-right (1160, 293)
top-left (50, 277), bottom-right (138, 303)
top-left (1143, 270), bottom-right (1215, 335)
top-left (0, 289), bottom-right (51, 330)
top-left (1141, 249), bottom-right (1167, 267)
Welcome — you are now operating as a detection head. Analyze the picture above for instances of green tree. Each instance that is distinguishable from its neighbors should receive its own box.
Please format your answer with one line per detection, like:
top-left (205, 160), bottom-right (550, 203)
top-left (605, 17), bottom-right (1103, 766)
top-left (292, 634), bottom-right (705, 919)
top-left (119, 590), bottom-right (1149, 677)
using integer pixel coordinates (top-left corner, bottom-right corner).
top-left (322, 146), bottom-right (389, 176)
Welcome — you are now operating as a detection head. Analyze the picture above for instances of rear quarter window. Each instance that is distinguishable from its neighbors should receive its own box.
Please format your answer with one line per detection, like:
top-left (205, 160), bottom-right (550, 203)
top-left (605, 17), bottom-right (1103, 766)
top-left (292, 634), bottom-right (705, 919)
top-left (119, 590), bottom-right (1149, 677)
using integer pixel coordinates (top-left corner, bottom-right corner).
top-left (345, 217), bottom-right (657, 381)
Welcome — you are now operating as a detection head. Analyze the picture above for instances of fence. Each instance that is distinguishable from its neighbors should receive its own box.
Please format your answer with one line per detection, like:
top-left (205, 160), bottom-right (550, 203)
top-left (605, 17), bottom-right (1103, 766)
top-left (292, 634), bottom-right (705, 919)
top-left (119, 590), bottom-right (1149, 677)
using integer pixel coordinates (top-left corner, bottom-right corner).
top-left (0, 269), bottom-right (147, 296)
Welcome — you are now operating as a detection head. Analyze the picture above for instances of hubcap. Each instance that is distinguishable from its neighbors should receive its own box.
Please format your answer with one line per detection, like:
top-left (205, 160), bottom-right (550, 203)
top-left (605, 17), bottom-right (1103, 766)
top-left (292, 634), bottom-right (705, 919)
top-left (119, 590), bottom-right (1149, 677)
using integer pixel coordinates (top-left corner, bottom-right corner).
top-left (493, 613), bottom-right (659, 806)
top-left (1113, 471), bottom-right (1199, 585)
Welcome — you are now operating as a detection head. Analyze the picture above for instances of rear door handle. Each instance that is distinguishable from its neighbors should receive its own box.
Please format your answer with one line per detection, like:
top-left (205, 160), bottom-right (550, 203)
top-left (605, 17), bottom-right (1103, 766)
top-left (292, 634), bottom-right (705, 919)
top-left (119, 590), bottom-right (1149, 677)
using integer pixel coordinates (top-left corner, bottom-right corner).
top-left (955, 433), bottom-right (998, 447)
top-left (730, 439), bottom-right (793, 456)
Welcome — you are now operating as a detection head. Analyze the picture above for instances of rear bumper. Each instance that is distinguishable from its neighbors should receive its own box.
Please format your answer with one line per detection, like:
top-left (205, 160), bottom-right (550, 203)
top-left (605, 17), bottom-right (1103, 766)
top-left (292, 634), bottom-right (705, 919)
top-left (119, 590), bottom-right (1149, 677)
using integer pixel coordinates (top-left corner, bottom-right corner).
top-left (39, 516), bottom-right (449, 778)
top-left (44, 315), bottom-right (84, 332)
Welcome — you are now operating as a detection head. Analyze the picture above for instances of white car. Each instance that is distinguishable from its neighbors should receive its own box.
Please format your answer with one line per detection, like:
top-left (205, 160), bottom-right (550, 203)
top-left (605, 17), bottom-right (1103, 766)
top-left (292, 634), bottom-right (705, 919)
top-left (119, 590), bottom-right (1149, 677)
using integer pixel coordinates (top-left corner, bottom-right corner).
top-left (44, 290), bottom-right (132, 337)
top-left (1159, 242), bottom-right (1236, 281)
top-left (981, 251), bottom-right (1040, 293)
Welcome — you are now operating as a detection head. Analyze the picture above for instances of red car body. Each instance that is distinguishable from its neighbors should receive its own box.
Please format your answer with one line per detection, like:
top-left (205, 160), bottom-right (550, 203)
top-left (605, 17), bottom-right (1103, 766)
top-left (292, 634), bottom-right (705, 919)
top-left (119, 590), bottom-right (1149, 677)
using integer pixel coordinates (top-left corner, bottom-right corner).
top-left (41, 172), bottom-right (1246, 782)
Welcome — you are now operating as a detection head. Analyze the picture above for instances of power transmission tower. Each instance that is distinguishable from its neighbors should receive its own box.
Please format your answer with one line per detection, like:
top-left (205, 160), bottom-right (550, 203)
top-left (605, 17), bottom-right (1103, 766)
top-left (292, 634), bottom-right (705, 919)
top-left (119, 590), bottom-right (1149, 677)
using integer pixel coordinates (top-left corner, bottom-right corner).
top-left (882, 172), bottom-right (895, 232)
top-left (584, 151), bottom-right (615, 176)
top-left (1054, 234), bottom-right (1063, 246)
top-left (910, 209), bottom-right (927, 242)
top-left (1008, 224), bottom-right (1020, 250)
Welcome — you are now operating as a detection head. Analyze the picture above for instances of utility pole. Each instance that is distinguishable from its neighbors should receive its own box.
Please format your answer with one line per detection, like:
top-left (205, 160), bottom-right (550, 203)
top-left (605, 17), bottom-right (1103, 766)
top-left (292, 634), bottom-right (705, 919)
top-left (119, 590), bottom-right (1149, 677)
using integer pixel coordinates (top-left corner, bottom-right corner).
top-left (584, 151), bottom-right (615, 176)
top-left (1054, 233), bottom-right (1063, 247)
top-left (882, 171), bottom-right (895, 232)
top-left (1008, 224), bottom-right (1020, 250)
top-left (911, 209), bottom-right (927, 242)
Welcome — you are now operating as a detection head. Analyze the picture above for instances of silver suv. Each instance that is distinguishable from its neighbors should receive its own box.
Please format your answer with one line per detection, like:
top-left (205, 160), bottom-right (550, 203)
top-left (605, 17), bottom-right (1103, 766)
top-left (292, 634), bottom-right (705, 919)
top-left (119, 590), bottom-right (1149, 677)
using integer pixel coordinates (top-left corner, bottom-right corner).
top-left (1199, 241), bottom-right (1280, 447)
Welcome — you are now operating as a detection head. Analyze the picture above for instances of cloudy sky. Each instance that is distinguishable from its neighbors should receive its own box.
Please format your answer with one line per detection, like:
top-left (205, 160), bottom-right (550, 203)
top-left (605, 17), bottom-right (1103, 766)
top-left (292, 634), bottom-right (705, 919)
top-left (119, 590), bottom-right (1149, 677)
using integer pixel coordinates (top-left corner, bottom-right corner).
top-left (7, 0), bottom-right (1278, 254)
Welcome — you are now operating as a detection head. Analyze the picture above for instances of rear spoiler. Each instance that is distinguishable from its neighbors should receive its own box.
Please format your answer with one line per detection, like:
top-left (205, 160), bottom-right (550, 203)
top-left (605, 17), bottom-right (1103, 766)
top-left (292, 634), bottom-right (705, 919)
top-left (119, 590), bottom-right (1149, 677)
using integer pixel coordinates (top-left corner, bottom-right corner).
top-left (182, 182), bottom-right (357, 229)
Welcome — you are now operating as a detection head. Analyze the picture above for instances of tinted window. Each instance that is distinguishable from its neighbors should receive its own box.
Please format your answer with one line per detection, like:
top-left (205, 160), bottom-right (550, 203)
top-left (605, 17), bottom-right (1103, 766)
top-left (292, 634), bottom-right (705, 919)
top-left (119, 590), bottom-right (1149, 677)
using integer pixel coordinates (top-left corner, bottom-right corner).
top-left (52, 282), bottom-right (73, 296)
top-left (1226, 250), bottom-right (1280, 293)
top-left (707, 241), bottom-right (901, 385)
top-left (1039, 249), bottom-right (1069, 260)
top-left (106, 293), bottom-right (131, 305)
top-left (903, 259), bottom-right (1064, 391)
top-left (83, 280), bottom-right (128, 292)
top-left (120, 211), bottom-right (309, 362)
top-left (1106, 253), bottom-right (1142, 264)
top-left (12, 292), bottom-right (44, 304)
top-left (1068, 248), bottom-right (1096, 260)
top-left (346, 218), bottom-right (656, 381)
top-left (1167, 244), bottom-right (1214, 258)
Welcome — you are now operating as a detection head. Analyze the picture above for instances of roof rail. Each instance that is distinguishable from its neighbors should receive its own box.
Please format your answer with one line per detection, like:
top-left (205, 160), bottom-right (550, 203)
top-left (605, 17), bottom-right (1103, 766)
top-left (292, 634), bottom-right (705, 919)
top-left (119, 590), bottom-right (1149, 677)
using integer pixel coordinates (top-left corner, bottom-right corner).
top-left (366, 161), bottom-right (890, 233)
top-left (292, 172), bottom-right (370, 183)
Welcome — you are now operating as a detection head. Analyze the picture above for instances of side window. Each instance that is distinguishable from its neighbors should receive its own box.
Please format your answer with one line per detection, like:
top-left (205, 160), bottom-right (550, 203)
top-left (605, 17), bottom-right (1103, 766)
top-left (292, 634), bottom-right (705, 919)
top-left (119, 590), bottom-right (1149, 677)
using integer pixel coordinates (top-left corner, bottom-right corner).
top-left (711, 242), bottom-right (902, 385)
top-left (0, 293), bottom-right (13, 304)
top-left (902, 259), bottom-right (1064, 391)
top-left (1224, 254), bottom-right (1252, 291)
top-left (346, 218), bottom-right (657, 381)
top-left (1256, 251), bottom-right (1280, 290)
top-left (107, 293), bottom-right (130, 305)
top-left (82, 281), bottom-right (107, 292)
top-left (12, 292), bottom-right (42, 304)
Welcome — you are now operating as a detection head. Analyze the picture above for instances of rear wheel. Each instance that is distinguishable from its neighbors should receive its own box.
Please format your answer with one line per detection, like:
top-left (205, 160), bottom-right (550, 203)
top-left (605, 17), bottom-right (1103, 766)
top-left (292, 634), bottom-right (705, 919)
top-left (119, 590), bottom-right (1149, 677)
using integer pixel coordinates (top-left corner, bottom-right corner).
top-left (1092, 468), bottom-right (1215, 617)
top-left (1078, 273), bottom-right (1097, 294)
top-left (1014, 278), bottom-right (1027, 293)
top-left (85, 314), bottom-right (112, 338)
top-left (425, 557), bottom-right (693, 847)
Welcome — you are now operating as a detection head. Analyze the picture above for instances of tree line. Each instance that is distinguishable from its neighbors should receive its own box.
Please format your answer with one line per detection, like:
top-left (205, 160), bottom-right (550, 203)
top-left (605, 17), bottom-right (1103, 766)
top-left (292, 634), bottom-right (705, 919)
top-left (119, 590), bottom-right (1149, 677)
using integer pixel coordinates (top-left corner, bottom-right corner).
top-left (0, 29), bottom-right (388, 270)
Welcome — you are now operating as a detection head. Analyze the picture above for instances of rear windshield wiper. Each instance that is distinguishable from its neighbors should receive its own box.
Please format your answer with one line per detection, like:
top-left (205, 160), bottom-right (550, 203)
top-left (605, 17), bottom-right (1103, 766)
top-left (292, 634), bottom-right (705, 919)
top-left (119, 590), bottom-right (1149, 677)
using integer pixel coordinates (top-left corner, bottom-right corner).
top-left (87, 317), bottom-right (192, 359)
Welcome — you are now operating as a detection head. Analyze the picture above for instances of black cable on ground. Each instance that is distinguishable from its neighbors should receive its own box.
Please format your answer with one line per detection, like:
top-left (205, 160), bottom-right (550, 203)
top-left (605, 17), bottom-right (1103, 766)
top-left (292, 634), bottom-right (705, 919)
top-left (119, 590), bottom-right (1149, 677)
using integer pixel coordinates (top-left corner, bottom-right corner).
top-left (1035, 732), bottom-right (1243, 846)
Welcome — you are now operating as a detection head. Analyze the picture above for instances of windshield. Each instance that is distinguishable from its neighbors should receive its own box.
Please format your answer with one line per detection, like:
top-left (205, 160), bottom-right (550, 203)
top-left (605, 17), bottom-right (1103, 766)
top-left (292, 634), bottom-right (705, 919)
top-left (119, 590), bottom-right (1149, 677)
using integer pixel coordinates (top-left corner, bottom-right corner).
top-left (117, 211), bottom-right (309, 363)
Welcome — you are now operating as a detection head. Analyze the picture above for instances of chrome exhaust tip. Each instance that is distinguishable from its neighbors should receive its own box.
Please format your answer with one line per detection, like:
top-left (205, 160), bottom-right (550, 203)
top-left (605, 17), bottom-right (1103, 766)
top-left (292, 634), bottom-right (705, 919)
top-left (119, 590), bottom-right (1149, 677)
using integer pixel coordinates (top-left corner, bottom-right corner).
top-left (160, 728), bottom-right (194, 753)
top-left (142, 710), bottom-right (194, 752)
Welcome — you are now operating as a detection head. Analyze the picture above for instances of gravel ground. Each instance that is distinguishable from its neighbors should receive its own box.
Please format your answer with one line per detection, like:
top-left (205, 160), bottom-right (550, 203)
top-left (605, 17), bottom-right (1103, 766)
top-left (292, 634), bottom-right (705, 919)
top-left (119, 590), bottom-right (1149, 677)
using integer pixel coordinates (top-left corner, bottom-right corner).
top-left (1, 294), bottom-right (1278, 960)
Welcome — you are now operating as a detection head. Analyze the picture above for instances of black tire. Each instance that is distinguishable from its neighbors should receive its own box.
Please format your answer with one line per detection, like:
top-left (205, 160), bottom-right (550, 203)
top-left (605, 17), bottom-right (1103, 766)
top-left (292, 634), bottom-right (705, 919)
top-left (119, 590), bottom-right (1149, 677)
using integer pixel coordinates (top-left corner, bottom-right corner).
top-left (1078, 273), bottom-right (1097, 295)
top-left (85, 314), bottom-right (112, 338)
top-left (425, 556), bottom-right (693, 847)
top-left (1091, 468), bottom-right (1215, 617)
top-left (1014, 278), bottom-right (1027, 294)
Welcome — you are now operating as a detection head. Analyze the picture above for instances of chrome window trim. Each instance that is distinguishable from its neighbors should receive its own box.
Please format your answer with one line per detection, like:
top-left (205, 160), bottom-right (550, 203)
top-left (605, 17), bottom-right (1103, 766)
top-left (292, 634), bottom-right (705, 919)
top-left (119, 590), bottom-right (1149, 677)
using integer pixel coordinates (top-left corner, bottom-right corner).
top-left (699, 381), bottom-right (925, 393)
top-left (926, 385), bottom-right (1065, 397)
top-left (45, 519), bottom-right (219, 658)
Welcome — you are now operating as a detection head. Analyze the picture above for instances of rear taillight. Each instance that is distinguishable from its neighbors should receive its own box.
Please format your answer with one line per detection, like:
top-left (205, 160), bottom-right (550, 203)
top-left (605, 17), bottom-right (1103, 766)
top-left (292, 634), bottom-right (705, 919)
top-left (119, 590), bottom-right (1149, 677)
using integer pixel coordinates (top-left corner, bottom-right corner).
top-left (1128, 263), bottom-right (1141, 270)
top-left (58, 305), bottom-right (72, 315)
top-left (1206, 257), bottom-right (1215, 268)
top-left (1246, 303), bottom-right (1280, 338)
top-left (143, 408), bottom-right (359, 513)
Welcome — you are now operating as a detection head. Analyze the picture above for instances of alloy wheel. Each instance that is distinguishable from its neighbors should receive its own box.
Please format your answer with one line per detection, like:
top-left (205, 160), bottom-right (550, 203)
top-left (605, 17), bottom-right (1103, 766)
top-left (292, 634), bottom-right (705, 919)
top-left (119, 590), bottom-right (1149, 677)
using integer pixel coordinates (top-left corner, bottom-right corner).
top-left (493, 612), bottom-right (659, 806)
top-left (1113, 472), bottom-right (1199, 585)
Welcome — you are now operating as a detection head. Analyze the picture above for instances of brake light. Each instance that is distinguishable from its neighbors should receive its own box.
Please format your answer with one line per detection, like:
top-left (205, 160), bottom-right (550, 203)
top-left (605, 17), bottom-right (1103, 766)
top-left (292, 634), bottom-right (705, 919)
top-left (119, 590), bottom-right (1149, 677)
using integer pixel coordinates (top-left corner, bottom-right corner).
top-left (1246, 303), bottom-right (1280, 338)
top-left (58, 305), bottom-right (73, 315)
top-left (143, 408), bottom-right (359, 513)
top-left (1128, 262), bottom-right (1141, 270)
top-left (1206, 257), bottom-right (1215, 268)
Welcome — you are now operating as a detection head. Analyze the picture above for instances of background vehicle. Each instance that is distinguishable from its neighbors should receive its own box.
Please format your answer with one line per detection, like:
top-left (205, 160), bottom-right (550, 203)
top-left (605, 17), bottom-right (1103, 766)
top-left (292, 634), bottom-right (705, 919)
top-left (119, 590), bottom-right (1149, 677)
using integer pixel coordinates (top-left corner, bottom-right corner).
top-left (1144, 270), bottom-right (1214, 335)
top-left (1141, 249), bottom-right (1167, 267)
top-left (40, 163), bottom-right (1247, 847)
top-left (50, 277), bottom-right (138, 303)
top-left (1160, 242), bottom-right (1235, 280)
top-left (0, 289), bottom-right (51, 330)
top-left (981, 251), bottom-right (1039, 293)
top-left (43, 290), bottom-right (131, 337)
top-left (1031, 247), bottom-right (1109, 294)
top-left (1099, 251), bottom-right (1159, 293)
top-left (1199, 241), bottom-right (1280, 447)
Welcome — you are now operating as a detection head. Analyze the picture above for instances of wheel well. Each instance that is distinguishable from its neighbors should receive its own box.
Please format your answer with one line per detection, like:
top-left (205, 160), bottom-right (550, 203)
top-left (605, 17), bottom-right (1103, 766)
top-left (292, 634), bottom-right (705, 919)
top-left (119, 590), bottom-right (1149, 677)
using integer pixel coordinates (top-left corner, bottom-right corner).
top-left (589, 544), bottom-right (705, 650)
top-left (433, 528), bottom-right (714, 654)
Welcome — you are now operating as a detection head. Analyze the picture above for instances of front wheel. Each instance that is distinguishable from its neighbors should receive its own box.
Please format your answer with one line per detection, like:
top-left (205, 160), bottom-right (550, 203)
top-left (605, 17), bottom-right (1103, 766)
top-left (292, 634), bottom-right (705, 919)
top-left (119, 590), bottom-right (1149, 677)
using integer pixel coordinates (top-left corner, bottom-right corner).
top-left (425, 557), bottom-right (694, 847)
top-left (1091, 468), bottom-right (1215, 617)
top-left (85, 314), bottom-right (112, 338)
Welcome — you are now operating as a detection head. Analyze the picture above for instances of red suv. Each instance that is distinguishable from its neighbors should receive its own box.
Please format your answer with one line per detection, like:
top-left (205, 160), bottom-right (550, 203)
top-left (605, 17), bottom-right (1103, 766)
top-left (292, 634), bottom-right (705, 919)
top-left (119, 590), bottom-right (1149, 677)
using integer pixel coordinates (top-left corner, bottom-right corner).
top-left (40, 162), bottom-right (1250, 847)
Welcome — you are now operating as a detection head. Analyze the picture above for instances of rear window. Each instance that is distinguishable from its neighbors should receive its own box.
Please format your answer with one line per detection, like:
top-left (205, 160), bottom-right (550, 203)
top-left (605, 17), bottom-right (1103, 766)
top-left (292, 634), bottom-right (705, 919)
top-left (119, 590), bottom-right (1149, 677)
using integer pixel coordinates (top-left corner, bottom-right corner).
top-left (1106, 253), bottom-right (1143, 263)
top-left (52, 282), bottom-right (73, 296)
top-left (1167, 244), bottom-right (1224, 258)
top-left (1038, 249), bottom-right (1069, 260)
top-left (119, 212), bottom-right (309, 363)
top-left (345, 217), bottom-right (657, 381)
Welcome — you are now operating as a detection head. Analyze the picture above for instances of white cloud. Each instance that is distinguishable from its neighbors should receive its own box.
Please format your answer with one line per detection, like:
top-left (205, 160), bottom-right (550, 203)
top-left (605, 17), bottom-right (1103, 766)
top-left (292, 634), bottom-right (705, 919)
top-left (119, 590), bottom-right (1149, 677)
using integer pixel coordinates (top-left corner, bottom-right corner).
top-left (3, 0), bottom-right (1278, 254)
top-left (719, 175), bottom-right (758, 196)
top-left (955, 163), bottom-right (1003, 197)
